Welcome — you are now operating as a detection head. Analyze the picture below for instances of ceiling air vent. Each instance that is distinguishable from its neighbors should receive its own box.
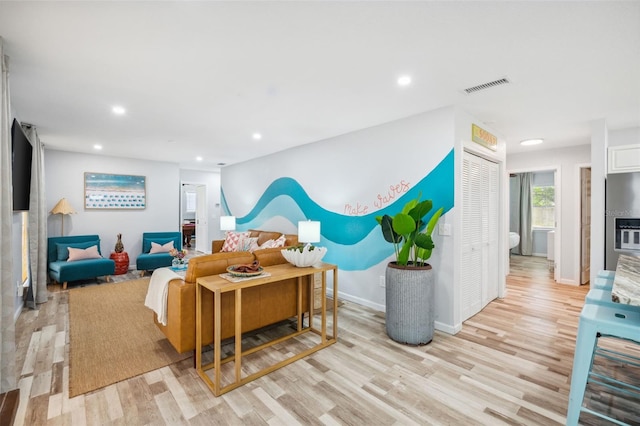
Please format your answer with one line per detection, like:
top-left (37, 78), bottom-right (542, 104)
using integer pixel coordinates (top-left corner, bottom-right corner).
top-left (463, 77), bottom-right (510, 95)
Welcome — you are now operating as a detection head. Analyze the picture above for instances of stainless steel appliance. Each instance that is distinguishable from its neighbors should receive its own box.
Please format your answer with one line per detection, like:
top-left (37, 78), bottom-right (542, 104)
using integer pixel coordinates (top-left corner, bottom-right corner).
top-left (605, 172), bottom-right (640, 270)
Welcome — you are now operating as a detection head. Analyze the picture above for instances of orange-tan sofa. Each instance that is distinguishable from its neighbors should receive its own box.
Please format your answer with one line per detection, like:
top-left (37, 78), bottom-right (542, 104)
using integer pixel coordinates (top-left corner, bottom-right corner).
top-left (155, 230), bottom-right (305, 354)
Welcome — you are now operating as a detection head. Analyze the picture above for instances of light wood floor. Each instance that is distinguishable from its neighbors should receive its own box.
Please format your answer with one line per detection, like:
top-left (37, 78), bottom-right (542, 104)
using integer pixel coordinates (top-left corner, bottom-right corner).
top-left (12, 255), bottom-right (640, 425)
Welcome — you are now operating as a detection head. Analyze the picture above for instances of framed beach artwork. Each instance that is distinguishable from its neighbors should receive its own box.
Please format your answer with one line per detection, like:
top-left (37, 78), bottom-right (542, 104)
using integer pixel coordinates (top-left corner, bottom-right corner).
top-left (84, 172), bottom-right (146, 209)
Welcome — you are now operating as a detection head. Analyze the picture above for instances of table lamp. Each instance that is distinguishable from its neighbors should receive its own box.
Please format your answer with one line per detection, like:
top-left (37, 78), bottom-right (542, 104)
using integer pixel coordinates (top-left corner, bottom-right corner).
top-left (220, 216), bottom-right (236, 232)
top-left (50, 198), bottom-right (76, 235)
top-left (298, 220), bottom-right (321, 247)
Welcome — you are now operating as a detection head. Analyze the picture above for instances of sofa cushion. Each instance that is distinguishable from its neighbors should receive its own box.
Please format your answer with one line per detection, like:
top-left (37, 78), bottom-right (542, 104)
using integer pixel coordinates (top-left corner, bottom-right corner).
top-left (250, 231), bottom-right (281, 246)
top-left (150, 240), bottom-right (174, 254)
top-left (274, 234), bottom-right (287, 247)
top-left (143, 237), bottom-right (176, 254)
top-left (237, 236), bottom-right (259, 252)
top-left (221, 231), bottom-right (251, 252)
top-left (57, 240), bottom-right (100, 261)
top-left (67, 245), bottom-right (102, 262)
top-left (249, 230), bottom-right (298, 247)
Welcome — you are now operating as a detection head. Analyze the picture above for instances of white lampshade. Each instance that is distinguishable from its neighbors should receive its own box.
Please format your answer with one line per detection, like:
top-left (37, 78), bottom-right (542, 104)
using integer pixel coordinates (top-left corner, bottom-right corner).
top-left (220, 216), bottom-right (236, 231)
top-left (298, 220), bottom-right (320, 244)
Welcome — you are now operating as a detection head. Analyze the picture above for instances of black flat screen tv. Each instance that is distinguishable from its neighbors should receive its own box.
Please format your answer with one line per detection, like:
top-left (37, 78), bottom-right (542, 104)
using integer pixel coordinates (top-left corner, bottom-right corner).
top-left (11, 118), bottom-right (33, 211)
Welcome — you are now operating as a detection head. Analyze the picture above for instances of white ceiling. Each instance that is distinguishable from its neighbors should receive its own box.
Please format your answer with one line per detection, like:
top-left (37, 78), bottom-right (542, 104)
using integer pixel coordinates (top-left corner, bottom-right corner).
top-left (1, 1), bottom-right (639, 171)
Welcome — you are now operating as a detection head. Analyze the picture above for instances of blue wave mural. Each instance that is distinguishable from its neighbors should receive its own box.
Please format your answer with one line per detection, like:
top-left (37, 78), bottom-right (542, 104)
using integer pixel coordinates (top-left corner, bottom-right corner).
top-left (221, 149), bottom-right (454, 271)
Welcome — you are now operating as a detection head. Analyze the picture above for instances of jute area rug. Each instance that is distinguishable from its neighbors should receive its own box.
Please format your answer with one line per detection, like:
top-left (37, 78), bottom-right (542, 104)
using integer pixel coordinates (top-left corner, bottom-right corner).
top-left (68, 278), bottom-right (190, 397)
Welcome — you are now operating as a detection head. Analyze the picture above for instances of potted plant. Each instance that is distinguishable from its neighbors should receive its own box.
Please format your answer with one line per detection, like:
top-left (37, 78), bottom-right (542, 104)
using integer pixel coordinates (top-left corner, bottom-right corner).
top-left (376, 195), bottom-right (443, 345)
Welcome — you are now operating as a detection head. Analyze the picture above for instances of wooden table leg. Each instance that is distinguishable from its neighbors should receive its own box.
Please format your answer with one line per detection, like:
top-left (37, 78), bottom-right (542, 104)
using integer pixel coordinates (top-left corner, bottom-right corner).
top-left (235, 289), bottom-right (242, 386)
top-left (214, 288), bottom-right (221, 395)
top-left (196, 284), bottom-right (202, 372)
top-left (333, 268), bottom-right (338, 340)
top-left (321, 270), bottom-right (327, 343)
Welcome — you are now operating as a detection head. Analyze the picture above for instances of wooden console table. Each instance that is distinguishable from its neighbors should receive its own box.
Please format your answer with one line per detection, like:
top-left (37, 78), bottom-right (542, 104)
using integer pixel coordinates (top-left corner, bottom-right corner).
top-left (195, 262), bottom-right (338, 396)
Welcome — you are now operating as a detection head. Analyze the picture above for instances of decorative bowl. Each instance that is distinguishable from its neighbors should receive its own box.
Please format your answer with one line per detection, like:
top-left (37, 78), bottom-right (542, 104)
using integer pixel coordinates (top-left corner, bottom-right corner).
top-left (281, 245), bottom-right (327, 267)
top-left (226, 265), bottom-right (264, 277)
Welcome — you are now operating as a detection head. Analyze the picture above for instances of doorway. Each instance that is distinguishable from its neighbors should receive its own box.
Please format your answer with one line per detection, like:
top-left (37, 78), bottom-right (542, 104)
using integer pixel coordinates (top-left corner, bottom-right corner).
top-left (508, 168), bottom-right (559, 281)
top-left (180, 183), bottom-right (208, 254)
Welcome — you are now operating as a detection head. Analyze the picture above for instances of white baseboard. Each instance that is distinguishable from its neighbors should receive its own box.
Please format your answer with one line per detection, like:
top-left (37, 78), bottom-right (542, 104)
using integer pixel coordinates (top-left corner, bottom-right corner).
top-left (332, 289), bottom-right (385, 313)
top-left (557, 278), bottom-right (579, 286)
top-left (435, 321), bottom-right (461, 335)
top-left (332, 289), bottom-right (461, 335)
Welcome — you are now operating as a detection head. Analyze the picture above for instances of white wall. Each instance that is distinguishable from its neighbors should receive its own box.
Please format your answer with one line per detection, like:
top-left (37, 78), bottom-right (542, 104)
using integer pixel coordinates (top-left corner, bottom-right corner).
top-left (45, 150), bottom-right (180, 268)
top-left (221, 106), bottom-right (506, 333)
top-left (507, 144), bottom-right (591, 284)
top-left (222, 107), bottom-right (455, 321)
top-left (590, 120), bottom-right (608, 281)
top-left (608, 127), bottom-right (640, 147)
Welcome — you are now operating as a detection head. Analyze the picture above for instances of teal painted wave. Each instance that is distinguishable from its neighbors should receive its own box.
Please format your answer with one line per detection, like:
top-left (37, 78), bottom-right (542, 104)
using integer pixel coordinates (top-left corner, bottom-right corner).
top-left (221, 149), bottom-right (454, 270)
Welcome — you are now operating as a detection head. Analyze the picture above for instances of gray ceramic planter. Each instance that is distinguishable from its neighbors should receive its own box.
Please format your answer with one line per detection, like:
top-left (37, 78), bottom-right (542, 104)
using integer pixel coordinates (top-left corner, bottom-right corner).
top-left (385, 262), bottom-right (434, 345)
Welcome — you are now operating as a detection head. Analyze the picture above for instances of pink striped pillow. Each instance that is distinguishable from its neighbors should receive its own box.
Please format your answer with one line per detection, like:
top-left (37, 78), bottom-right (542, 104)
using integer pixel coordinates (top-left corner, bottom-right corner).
top-left (221, 231), bottom-right (251, 252)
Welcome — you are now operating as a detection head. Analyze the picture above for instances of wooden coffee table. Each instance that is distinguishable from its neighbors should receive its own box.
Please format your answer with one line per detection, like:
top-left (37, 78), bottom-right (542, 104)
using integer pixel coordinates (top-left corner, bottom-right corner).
top-left (195, 262), bottom-right (338, 396)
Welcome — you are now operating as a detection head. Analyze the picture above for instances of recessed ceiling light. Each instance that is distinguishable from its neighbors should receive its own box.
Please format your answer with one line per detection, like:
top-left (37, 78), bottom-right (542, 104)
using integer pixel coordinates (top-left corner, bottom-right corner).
top-left (93, 144), bottom-right (102, 150)
top-left (112, 105), bottom-right (126, 115)
top-left (397, 75), bottom-right (412, 87)
top-left (252, 133), bottom-right (262, 140)
top-left (520, 138), bottom-right (544, 146)
top-left (196, 156), bottom-right (203, 162)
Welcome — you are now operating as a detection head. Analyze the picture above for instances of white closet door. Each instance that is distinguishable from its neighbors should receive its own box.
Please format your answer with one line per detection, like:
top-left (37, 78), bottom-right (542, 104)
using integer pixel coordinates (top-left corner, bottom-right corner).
top-left (461, 152), bottom-right (483, 320)
top-left (484, 160), bottom-right (500, 304)
top-left (461, 151), bottom-right (500, 321)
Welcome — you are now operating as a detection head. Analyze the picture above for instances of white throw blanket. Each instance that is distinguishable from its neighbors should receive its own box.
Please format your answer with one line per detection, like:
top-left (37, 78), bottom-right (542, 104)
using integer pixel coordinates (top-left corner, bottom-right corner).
top-left (144, 268), bottom-right (182, 326)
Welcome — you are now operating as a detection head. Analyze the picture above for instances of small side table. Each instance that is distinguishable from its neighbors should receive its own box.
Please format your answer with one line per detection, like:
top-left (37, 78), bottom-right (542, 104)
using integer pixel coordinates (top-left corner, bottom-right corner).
top-left (110, 252), bottom-right (129, 275)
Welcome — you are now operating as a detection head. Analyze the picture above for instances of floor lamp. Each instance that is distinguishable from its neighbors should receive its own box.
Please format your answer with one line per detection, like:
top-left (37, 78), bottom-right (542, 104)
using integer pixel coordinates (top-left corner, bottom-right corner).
top-left (50, 198), bottom-right (76, 235)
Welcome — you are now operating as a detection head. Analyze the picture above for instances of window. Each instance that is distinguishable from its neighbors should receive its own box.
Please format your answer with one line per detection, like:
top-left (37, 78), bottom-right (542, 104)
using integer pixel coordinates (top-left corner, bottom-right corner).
top-left (532, 185), bottom-right (555, 228)
top-left (185, 191), bottom-right (196, 213)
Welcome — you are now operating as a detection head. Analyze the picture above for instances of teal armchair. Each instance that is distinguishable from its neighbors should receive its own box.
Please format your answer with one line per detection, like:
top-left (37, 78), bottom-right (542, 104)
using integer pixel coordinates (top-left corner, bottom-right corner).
top-left (136, 232), bottom-right (182, 276)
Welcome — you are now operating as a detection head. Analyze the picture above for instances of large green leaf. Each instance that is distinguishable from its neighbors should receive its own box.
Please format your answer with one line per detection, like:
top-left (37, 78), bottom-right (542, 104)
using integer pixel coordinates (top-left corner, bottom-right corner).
top-left (426, 207), bottom-right (444, 236)
top-left (392, 213), bottom-right (416, 236)
top-left (379, 215), bottom-right (402, 244)
top-left (408, 199), bottom-right (432, 222)
top-left (401, 198), bottom-right (417, 215)
top-left (414, 233), bottom-right (434, 250)
top-left (397, 240), bottom-right (412, 265)
top-left (416, 247), bottom-right (433, 261)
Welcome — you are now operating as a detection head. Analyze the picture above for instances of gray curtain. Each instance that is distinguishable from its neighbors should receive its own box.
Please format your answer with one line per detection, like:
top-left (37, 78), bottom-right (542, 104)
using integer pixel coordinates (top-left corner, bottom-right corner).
top-left (0, 37), bottom-right (17, 393)
top-left (25, 125), bottom-right (47, 307)
top-left (519, 172), bottom-right (533, 255)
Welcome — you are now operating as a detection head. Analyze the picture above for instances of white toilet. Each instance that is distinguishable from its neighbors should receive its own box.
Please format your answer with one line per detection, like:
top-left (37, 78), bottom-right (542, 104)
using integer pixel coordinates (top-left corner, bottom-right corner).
top-left (509, 232), bottom-right (520, 250)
